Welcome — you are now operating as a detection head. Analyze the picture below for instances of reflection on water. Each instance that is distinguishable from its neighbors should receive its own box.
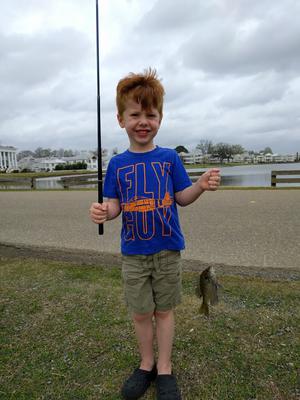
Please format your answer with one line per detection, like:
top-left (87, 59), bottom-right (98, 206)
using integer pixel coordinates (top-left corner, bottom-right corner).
top-left (221, 174), bottom-right (270, 187)
top-left (193, 163), bottom-right (300, 187)
top-left (36, 177), bottom-right (63, 189)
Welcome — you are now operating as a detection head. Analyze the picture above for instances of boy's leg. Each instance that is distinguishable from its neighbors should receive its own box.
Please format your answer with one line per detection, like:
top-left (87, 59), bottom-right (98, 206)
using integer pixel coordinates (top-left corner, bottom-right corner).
top-left (122, 253), bottom-right (156, 370)
top-left (132, 311), bottom-right (155, 371)
top-left (152, 251), bottom-right (182, 399)
top-left (154, 309), bottom-right (174, 374)
top-left (152, 250), bottom-right (181, 374)
top-left (121, 311), bottom-right (157, 399)
top-left (121, 255), bottom-right (157, 399)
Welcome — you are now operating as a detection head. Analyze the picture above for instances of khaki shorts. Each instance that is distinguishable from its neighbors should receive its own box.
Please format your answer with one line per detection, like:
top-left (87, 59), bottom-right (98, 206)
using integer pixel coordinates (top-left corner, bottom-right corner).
top-left (122, 250), bottom-right (182, 314)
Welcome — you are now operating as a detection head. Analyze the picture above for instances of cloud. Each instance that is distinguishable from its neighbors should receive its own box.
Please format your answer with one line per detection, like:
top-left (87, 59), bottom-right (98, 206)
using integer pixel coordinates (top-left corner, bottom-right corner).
top-left (0, 0), bottom-right (299, 155)
top-left (218, 73), bottom-right (288, 108)
top-left (0, 29), bottom-right (91, 87)
top-left (180, 3), bottom-right (300, 76)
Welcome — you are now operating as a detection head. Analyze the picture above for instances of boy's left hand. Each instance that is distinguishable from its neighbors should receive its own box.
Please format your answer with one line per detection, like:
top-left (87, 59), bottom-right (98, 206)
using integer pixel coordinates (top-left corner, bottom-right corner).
top-left (198, 168), bottom-right (221, 191)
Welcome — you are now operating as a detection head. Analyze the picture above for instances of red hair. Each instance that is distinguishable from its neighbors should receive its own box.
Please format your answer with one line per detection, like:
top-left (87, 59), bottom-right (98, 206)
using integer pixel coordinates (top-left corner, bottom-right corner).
top-left (116, 68), bottom-right (165, 117)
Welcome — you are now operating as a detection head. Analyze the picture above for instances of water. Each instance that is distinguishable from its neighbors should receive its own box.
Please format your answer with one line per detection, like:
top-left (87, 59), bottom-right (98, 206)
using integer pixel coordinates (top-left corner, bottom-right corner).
top-left (35, 175), bottom-right (96, 189)
top-left (37, 163), bottom-right (300, 188)
top-left (221, 163), bottom-right (300, 187)
top-left (1, 163), bottom-right (300, 189)
top-left (36, 176), bottom-right (63, 189)
top-left (187, 163), bottom-right (300, 187)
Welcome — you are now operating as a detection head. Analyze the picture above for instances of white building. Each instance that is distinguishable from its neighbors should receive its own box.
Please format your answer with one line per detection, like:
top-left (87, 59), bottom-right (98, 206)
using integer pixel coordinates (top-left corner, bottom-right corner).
top-left (36, 158), bottom-right (66, 171)
top-left (18, 157), bottom-right (66, 172)
top-left (272, 154), bottom-right (295, 163)
top-left (232, 152), bottom-right (255, 163)
top-left (62, 151), bottom-right (109, 171)
top-left (17, 151), bottom-right (110, 172)
top-left (255, 153), bottom-right (296, 163)
top-left (179, 151), bottom-right (204, 164)
top-left (0, 145), bottom-right (18, 171)
top-left (63, 152), bottom-right (95, 170)
top-left (87, 155), bottom-right (98, 170)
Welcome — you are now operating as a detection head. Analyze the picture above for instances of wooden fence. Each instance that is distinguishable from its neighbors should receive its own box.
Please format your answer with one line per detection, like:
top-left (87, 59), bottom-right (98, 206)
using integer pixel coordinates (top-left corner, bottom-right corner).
top-left (271, 170), bottom-right (300, 187)
top-left (60, 170), bottom-right (205, 188)
top-left (2, 170), bottom-right (300, 189)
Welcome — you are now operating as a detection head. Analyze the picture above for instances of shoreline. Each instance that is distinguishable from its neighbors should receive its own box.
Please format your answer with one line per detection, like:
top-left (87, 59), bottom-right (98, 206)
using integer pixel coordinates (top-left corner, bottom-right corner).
top-left (1, 242), bottom-right (299, 281)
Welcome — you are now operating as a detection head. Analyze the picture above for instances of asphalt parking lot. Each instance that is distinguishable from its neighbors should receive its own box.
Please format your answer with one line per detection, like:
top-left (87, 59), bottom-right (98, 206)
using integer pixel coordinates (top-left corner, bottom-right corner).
top-left (1, 190), bottom-right (299, 271)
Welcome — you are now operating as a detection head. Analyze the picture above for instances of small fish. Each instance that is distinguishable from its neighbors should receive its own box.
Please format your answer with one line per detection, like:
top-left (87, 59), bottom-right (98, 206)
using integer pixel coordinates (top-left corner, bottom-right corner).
top-left (196, 267), bottom-right (219, 316)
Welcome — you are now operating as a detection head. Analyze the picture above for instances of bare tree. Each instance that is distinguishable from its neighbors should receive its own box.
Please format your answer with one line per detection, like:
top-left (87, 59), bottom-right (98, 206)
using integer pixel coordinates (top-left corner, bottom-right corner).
top-left (196, 140), bottom-right (214, 155)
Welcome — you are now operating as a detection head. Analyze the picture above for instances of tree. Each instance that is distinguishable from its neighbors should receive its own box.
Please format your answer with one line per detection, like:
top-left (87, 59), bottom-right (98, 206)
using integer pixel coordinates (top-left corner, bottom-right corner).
top-left (231, 144), bottom-right (245, 155)
top-left (34, 147), bottom-right (44, 157)
top-left (213, 143), bottom-right (245, 162)
top-left (34, 147), bottom-right (51, 158)
top-left (262, 147), bottom-right (273, 154)
top-left (51, 148), bottom-right (66, 157)
top-left (57, 148), bottom-right (65, 157)
top-left (213, 143), bottom-right (230, 162)
top-left (55, 161), bottom-right (87, 171)
top-left (64, 149), bottom-right (74, 157)
top-left (196, 140), bottom-right (213, 155)
top-left (174, 145), bottom-right (188, 153)
top-left (17, 150), bottom-right (34, 161)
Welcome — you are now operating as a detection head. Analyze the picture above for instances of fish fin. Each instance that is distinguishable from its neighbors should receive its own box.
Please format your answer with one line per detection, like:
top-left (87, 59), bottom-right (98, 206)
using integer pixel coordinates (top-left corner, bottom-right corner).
top-left (210, 284), bottom-right (219, 306)
top-left (210, 293), bottom-right (219, 306)
top-left (200, 302), bottom-right (209, 316)
top-left (195, 283), bottom-right (202, 298)
top-left (210, 298), bottom-right (218, 306)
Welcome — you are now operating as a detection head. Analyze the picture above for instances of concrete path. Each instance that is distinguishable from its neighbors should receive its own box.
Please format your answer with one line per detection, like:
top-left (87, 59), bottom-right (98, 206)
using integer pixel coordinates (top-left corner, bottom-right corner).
top-left (0, 190), bottom-right (299, 270)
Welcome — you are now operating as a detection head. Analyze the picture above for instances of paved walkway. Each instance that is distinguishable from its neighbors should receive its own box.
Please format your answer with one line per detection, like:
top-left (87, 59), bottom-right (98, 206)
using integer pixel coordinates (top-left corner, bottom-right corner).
top-left (0, 190), bottom-right (299, 270)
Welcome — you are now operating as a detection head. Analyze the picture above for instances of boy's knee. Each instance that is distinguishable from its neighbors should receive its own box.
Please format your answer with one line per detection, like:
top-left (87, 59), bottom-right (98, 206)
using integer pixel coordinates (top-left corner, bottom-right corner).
top-left (154, 309), bottom-right (173, 319)
top-left (132, 311), bottom-right (153, 323)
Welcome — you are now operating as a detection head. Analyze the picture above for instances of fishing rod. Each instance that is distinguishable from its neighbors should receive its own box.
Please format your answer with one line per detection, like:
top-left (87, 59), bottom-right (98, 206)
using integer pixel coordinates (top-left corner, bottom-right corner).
top-left (96, 0), bottom-right (104, 235)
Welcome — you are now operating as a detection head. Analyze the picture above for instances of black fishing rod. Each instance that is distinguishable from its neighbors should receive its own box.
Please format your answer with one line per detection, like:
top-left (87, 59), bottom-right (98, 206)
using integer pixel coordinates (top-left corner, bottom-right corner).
top-left (96, 0), bottom-right (103, 235)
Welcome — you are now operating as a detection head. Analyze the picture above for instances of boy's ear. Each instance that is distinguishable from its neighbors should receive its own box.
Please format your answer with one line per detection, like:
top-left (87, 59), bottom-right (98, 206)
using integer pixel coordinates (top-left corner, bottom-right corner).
top-left (117, 113), bottom-right (125, 128)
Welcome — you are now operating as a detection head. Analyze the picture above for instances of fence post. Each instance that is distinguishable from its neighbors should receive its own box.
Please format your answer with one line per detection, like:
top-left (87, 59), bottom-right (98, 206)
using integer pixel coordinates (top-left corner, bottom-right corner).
top-left (271, 171), bottom-right (277, 187)
top-left (31, 178), bottom-right (36, 189)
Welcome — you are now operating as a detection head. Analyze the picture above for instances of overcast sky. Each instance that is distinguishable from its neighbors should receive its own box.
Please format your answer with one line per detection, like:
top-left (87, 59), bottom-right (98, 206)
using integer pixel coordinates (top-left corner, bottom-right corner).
top-left (0, 0), bottom-right (300, 154)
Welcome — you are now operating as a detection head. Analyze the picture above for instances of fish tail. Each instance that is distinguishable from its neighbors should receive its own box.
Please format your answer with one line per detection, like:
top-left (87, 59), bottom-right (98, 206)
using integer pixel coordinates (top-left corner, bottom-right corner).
top-left (200, 302), bottom-right (209, 316)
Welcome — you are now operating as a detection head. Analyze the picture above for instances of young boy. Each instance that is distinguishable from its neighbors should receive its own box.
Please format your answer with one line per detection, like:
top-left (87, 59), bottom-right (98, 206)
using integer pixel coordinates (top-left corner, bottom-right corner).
top-left (89, 69), bottom-right (220, 400)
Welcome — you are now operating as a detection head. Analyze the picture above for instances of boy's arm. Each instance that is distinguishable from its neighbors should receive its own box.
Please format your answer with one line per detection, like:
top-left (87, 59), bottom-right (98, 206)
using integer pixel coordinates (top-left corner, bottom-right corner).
top-left (89, 198), bottom-right (121, 224)
top-left (175, 168), bottom-right (221, 207)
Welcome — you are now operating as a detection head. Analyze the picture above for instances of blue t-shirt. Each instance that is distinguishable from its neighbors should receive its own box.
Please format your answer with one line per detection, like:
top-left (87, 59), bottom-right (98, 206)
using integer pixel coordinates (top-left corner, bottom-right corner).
top-left (103, 146), bottom-right (192, 255)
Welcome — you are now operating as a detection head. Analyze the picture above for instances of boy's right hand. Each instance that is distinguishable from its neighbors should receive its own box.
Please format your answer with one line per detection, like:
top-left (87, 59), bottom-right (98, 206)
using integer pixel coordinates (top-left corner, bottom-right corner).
top-left (89, 202), bottom-right (109, 224)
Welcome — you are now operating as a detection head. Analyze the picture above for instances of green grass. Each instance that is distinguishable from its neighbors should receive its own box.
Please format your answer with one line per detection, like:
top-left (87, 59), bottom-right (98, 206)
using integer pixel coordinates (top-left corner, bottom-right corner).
top-left (0, 257), bottom-right (299, 400)
top-left (1, 170), bottom-right (93, 179)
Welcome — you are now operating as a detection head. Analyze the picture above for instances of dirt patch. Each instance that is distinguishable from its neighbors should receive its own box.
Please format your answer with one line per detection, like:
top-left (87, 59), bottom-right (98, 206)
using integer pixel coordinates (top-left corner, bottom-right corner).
top-left (1, 242), bottom-right (299, 281)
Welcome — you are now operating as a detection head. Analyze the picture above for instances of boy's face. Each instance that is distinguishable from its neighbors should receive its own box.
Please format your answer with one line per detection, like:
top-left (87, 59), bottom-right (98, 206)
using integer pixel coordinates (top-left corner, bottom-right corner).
top-left (117, 99), bottom-right (162, 152)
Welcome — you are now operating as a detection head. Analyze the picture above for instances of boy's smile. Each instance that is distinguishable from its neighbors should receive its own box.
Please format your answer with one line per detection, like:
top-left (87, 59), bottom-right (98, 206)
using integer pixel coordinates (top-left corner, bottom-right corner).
top-left (117, 99), bottom-right (162, 152)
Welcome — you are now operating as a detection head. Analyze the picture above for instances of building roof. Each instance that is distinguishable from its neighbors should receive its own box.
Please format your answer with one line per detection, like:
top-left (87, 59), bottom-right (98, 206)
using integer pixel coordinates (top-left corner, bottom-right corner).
top-left (0, 145), bottom-right (17, 151)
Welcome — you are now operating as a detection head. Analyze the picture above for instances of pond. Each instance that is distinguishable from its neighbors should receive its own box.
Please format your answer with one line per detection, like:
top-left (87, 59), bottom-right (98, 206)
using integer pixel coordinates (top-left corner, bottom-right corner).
top-left (189, 163), bottom-right (300, 187)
